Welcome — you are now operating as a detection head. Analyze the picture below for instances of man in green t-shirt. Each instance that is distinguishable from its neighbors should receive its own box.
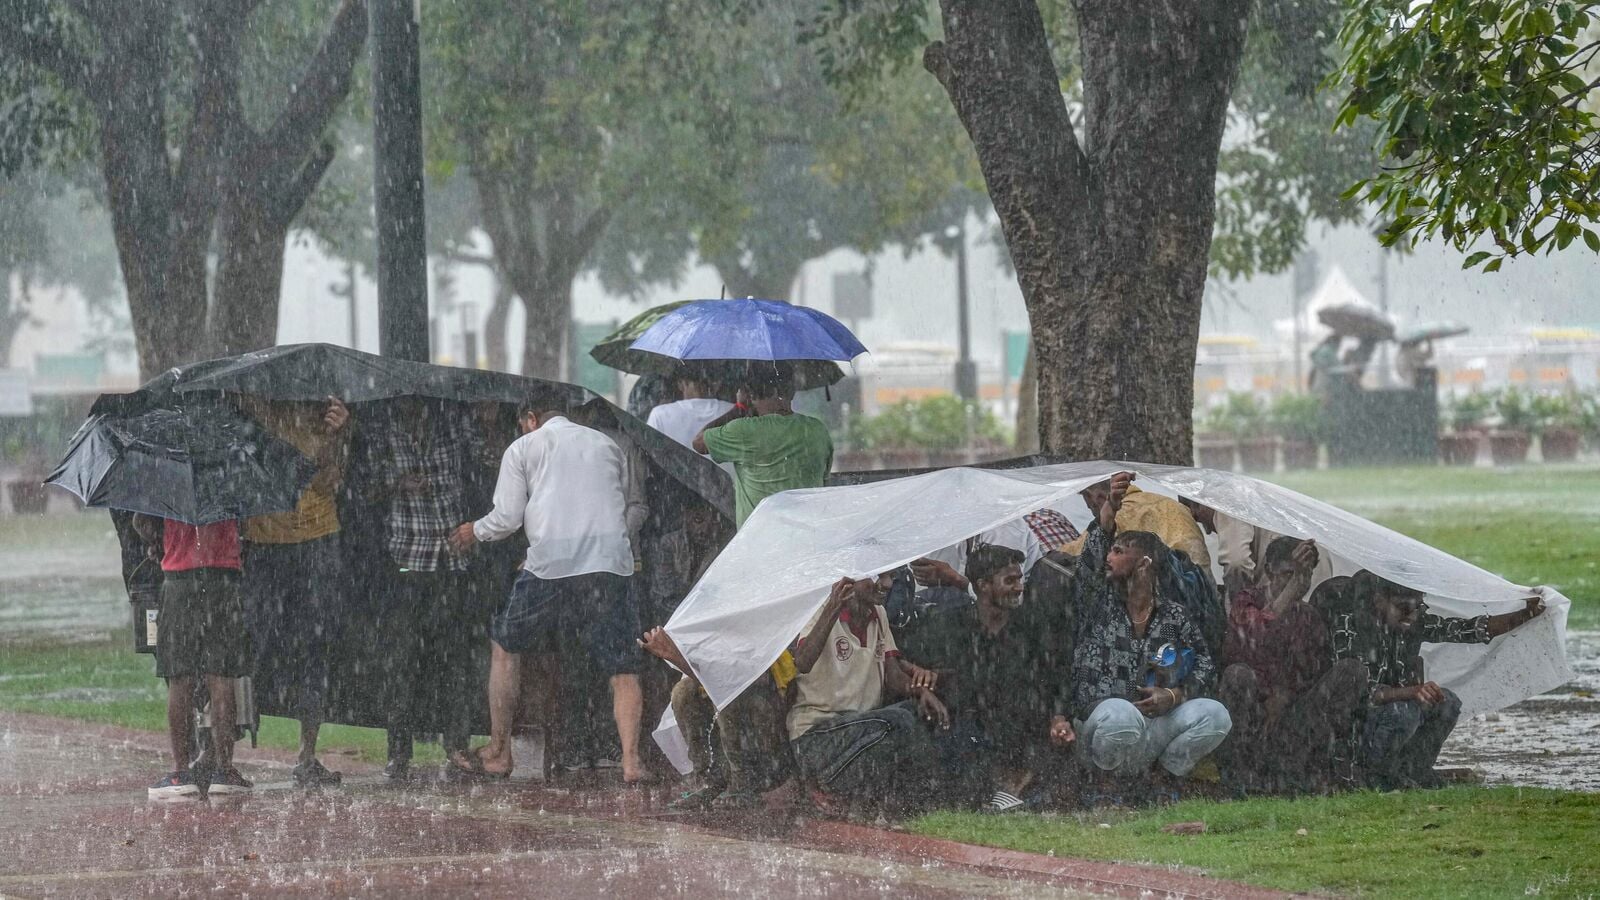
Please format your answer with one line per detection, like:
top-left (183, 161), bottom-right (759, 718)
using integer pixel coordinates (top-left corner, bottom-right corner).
top-left (693, 364), bottom-right (833, 528)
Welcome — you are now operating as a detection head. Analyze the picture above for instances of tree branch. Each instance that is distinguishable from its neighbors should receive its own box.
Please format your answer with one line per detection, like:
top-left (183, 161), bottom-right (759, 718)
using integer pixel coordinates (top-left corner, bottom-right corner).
top-left (0, 0), bottom-right (96, 94)
top-left (270, 138), bottom-right (337, 224)
top-left (572, 201), bottom-right (617, 262)
top-left (171, 12), bottom-right (241, 247)
top-left (261, 0), bottom-right (368, 158)
top-left (444, 250), bottom-right (496, 268)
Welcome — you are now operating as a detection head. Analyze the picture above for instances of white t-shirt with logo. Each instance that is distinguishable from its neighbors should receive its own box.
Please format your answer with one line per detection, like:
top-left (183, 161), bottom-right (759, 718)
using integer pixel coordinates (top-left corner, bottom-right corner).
top-left (786, 605), bottom-right (899, 740)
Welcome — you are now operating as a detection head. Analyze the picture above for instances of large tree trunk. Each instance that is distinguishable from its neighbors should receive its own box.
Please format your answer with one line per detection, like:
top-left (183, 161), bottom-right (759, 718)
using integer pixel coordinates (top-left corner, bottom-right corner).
top-left (927, 0), bottom-right (1247, 464)
top-left (708, 254), bottom-right (802, 302)
top-left (211, 204), bottom-right (289, 356)
top-left (211, 143), bottom-right (339, 356)
top-left (516, 275), bottom-right (572, 379)
top-left (98, 56), bottom-right (214, 377)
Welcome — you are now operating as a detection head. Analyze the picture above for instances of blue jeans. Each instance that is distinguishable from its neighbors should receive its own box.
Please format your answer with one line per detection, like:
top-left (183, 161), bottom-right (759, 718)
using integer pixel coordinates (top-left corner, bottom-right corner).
top-left (1079, 698), bottom-right (1232, 776)
top-left (1362, 688), bottom-right (1462, 786)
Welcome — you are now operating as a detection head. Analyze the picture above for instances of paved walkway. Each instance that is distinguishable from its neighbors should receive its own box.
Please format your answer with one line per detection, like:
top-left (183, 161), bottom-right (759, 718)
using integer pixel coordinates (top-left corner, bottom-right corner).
top-left (0, 712), bottom-right (1290, 899)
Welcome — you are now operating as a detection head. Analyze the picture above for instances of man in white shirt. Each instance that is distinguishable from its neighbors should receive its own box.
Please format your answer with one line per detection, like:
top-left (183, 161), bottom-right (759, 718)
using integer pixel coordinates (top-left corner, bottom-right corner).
top-left (447, 396), bottom-right (644, 781)
top-left (645, 369), bottom-right (735, 477)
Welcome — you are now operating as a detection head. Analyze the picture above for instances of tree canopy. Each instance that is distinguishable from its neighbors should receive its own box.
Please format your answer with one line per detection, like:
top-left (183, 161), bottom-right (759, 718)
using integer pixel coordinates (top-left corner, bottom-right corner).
top-left (1334, 0), bottom-right (1600, 269)
top-left (424, 0), bottom-right (982, 378)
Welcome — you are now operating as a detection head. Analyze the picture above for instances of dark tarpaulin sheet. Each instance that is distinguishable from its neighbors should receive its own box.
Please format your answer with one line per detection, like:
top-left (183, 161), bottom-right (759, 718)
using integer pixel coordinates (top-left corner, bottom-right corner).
top-left (827, 454), bottom-right (1067, 487)
top-left (83, 343), bottom-right (732, 735)
top-left (112, 343), bottom-right (731, 519)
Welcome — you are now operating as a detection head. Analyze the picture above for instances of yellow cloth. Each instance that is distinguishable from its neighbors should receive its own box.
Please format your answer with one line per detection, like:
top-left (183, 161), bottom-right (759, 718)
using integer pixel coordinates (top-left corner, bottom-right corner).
top-left (242, 404), bottom-right (341, 544)
top-left (768, 651), bottom-right (797, 694)
top-left (694, 651), bottom-right (796, 696)
top-left (1060, 484), bottom-right (1211, 566)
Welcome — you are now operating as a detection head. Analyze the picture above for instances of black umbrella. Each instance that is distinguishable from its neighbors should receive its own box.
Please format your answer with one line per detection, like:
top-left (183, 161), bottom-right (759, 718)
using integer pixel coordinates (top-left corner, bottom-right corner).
top-left (45, 399), bottom-right (317, 525)
top-left (147, 342), bottom-right (731, 520)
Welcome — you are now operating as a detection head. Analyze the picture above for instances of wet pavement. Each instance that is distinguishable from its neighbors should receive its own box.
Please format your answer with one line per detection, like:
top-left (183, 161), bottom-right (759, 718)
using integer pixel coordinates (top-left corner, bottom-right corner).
top-left (0, 712), bottom-right (1297, 899)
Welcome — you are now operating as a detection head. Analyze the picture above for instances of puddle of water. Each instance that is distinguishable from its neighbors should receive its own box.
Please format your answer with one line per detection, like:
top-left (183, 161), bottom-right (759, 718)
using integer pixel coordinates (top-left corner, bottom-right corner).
top-left (1441, 631), bottom-right (1600, 791)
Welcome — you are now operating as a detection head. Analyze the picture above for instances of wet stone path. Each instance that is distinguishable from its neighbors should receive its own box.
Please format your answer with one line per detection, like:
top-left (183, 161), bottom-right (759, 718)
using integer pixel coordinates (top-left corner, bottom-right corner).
top-left (0, 712), bottom-right (1296, 899)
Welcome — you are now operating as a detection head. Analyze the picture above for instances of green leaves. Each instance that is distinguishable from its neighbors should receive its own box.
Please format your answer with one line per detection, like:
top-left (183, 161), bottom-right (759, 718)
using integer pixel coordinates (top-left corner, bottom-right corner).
top-left (1332, 0), bottom-right (1600, 270)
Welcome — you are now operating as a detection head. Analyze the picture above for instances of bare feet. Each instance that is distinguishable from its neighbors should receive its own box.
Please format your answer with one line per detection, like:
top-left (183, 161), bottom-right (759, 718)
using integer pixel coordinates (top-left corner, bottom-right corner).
top-left (450, 745), bottom-right (513, 778)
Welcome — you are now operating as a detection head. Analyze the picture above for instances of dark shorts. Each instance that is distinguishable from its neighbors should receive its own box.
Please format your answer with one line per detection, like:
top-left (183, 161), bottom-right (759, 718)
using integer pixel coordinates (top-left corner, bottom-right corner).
top-left (243, 535), bottom-right (341, 718)
top-left (490, 570), bottom-right (639, 675)
top-left (156, 568), bottom-right (252, 679)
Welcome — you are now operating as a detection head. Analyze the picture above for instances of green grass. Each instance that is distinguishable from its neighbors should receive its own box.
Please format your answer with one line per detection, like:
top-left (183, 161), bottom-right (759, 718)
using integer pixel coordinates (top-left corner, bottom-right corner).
top-left (912, 788), bottom-right (1600, 898)
top-left (0, 637), bottom-right (439, 766)
top-left (1268, 464), bottom-right (1600, 629)
top-left (0, 509), bottom-right (121, 552)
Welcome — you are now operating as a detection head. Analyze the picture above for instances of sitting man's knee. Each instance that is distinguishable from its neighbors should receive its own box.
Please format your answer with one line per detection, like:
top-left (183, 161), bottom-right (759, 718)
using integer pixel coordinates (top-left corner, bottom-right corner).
top-left (1184, 698), bottom-right (1233, 738)
top-left (1328, 658), bottom-right (1368, 689)
top-left (879, 701), bottom-right (922, 733)
top-left (1436, 687), bottom-right (1463, 718)
top-left (1218, 663), bottom-right (1258, 698)
top-left (1086, 699), bottom-right (1144, 770)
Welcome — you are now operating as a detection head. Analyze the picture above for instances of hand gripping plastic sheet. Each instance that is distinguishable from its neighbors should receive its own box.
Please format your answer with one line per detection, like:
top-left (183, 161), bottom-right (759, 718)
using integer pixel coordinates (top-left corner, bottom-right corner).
top-left (663, 461), bottom-right (1573, 721)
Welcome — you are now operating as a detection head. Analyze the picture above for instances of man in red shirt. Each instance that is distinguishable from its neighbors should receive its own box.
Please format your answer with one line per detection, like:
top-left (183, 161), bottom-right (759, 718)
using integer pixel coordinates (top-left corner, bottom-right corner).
top-left (1214, 537), bottom-right (1366, 793)
top-left (133, 515), bottom-right (254, 799)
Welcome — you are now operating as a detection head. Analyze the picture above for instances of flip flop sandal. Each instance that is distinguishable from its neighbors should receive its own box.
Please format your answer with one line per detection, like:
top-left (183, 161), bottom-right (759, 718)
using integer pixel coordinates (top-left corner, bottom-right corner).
top-left (986, 790), bottom-right (1026, 813)
top-left (710, 790), bottom-right (762, 810)
top-left (668, 785), bottom-right (724, 810)
top-left (448, 750), bottom-right (509, 780)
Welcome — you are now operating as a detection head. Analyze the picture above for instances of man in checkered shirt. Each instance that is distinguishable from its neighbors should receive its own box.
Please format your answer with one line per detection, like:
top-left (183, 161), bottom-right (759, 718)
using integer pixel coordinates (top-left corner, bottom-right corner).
top-left (356, 397), bottom-right (484, 779)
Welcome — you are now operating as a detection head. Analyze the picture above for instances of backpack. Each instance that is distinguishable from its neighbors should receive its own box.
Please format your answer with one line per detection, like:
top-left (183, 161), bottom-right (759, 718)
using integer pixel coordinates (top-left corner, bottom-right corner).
top-left (1160, 548), bottom-right (1225, 658)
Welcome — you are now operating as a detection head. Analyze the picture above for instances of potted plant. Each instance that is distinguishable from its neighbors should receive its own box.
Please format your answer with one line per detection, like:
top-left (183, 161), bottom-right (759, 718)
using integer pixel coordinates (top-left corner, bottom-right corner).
top-left (1439, 391), bottom-right (1491, 465)
top-left (1270, 393), bottom-right (1322, 470)
top-left (1213, 392), bottom-right (1275, 472)
top-left (1531, 393), bottom-right (1583, 463)
top-left (1193, 408), bottom-right (1235, 470)
top-left (1489, 387), bottom-right (1534, 466)
top-left (1581, 392), bottom-right (1600, 455)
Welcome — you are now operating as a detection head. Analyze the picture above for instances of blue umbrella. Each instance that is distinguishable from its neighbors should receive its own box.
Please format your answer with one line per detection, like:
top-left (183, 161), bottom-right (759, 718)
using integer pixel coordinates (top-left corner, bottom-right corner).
top-left (629, 298), bottom-right (866, 363)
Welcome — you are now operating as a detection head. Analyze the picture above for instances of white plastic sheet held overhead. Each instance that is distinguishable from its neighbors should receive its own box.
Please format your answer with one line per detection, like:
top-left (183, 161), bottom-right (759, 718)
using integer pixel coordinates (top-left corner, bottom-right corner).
top-left (663, 461), bottom-right (1572, 718)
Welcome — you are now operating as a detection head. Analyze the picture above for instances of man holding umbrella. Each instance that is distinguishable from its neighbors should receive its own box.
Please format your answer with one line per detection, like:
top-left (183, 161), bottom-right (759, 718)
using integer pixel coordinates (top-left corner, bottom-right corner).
top-left (693, 363), bottom-right (833, 528)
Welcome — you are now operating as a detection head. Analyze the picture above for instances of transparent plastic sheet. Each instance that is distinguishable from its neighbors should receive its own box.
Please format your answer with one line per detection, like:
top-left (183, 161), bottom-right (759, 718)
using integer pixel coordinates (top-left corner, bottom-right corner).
top-left (662, 462), bottom-right (1573, 735)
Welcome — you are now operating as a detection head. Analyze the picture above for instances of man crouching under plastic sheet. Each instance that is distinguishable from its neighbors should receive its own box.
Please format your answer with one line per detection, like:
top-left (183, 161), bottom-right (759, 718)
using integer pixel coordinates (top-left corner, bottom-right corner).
top-left (1313, 570), bottom-right (1545, 791)
top-left (1063, 472), bottom-right (1233, 803)
top-left (786, 572), bottom-right (949, 817)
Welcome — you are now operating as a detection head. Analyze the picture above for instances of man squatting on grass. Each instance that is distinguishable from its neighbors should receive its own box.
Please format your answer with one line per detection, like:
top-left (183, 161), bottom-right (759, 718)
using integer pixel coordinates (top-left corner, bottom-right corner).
top-left (448, 395), bottom-right (645, 782)
top-left (1214, 536), bottom-right (1368, 794)
top-left (786, 572), bottom-right (947, 815)
top-left (1314, 570), bottom-right (1544, 790)
top-left (899, 543), bottom-right (1081, 812)
top-left (1063, 472), bottom-right (1233, 798)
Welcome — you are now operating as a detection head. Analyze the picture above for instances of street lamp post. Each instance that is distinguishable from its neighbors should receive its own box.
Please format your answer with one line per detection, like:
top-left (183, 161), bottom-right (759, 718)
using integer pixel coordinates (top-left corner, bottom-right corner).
top-left (946, 222), bottom-right (978, 402)
top-left (370, 0), bottom-right (429, 362)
